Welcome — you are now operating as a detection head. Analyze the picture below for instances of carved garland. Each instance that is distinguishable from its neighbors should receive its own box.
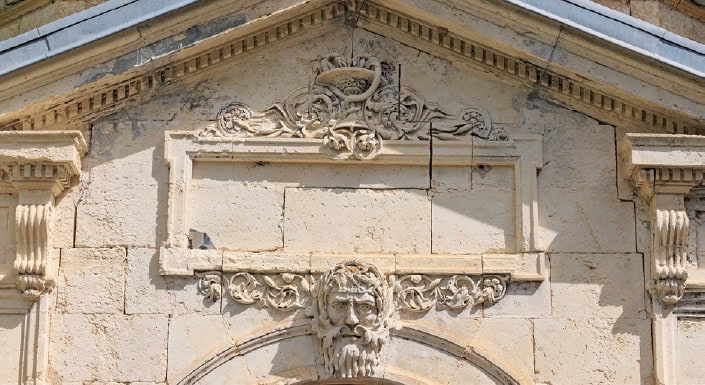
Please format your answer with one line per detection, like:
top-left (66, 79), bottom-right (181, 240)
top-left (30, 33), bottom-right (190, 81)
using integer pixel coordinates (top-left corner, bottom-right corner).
top-left (196, 261), bottom-right (507, 379)
top-left (198, 54), bottom-right (507, 159)
top-left (196, 268), bottom-right (507, 313)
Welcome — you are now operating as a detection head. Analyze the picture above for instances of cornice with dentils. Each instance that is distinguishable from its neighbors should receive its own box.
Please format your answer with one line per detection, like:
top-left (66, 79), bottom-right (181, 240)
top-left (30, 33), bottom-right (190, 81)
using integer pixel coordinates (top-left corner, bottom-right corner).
top-left (0, 0), bottom-right (703, 135)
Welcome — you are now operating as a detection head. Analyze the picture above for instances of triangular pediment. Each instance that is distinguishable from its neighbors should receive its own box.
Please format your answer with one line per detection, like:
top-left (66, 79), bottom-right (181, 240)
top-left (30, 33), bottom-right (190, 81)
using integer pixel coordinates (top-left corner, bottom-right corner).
top-left (0, 0), bottom-right (703, 135)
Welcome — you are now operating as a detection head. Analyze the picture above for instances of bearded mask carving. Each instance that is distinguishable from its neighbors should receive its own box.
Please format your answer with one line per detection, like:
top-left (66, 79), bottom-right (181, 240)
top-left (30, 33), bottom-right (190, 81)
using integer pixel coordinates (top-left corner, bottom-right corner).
top-left (312, 261), bottom-right (395, 378)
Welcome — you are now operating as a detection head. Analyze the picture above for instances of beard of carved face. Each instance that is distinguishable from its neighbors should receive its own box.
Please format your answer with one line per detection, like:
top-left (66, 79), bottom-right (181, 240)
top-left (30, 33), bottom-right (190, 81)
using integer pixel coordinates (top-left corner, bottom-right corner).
top-left (321, 324), bottom-right (387, 378)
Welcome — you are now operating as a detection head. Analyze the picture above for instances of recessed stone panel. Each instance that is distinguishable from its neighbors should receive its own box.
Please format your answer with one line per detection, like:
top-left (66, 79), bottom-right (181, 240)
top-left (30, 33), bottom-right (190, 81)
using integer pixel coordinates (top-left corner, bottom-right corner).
top-left (189, 178), bottom-right (284, 251)
top-left (284, 188), bottom-right (431, 253)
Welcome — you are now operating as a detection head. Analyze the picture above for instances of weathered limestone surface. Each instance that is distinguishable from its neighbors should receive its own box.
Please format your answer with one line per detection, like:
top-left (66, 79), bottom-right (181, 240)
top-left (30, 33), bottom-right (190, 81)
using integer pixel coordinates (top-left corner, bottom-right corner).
top-left (535, 106), bottom-right (636, 253)
top-left (57, 248), bottom-right (126, 314)
top-left (284, 188), bottom-right (432, 253)
top-left (3, 1), bottom-right (704, 384)
top-left (50, 313), bottom-right (168, 382)
top-left (677, 319), bottom-right (705, 384)
top-left (0, 314), bottom-right (24, 381)
top-left (551, 253), bottom-right (646, 319)
top-left (125, 248), bottom-right (219, 315)
top-left (534, 317), bottom-right (653, 385)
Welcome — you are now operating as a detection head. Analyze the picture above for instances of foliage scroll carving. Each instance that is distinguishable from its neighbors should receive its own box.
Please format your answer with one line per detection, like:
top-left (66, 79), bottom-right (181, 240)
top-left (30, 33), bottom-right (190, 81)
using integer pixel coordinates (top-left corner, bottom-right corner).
top-left (196, 261), bottom-right (508, 378)
top-left (197, 54), bottom-right (508, 159)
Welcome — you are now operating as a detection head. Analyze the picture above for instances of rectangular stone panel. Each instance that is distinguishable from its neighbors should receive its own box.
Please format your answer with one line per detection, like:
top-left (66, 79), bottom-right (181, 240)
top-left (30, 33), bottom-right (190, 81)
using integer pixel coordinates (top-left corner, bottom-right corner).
top-left (284, 188), bottom-right (431, 253)
top-left (0, 206), bottom-right (8, 272)
top-left (189, 180), bottom-right (284, 251)
top-left (431, 165), bottom-right (516, 253)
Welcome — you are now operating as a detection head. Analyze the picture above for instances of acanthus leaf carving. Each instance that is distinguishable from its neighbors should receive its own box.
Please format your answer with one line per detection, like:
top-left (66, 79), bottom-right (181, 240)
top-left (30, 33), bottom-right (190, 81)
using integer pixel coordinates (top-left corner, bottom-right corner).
top-left (197, 54), bottom-right (508, 159)
top-left (227, 272), bottom-right (311, 311)
top-left (395, 274), bottom-right (508, 312)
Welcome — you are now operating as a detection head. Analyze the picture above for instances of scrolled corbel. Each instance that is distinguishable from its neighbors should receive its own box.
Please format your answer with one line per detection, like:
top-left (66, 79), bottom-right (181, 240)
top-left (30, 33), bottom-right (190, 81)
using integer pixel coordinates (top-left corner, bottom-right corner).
top-left (651, 209), bottom-right (689, 304)
top-left (14, 202), bottom-right (55, 300)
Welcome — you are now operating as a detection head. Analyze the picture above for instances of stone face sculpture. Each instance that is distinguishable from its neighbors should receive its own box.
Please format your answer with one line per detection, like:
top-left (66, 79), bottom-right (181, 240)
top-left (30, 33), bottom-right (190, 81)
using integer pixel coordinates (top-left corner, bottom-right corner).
top-left (311, 261), bottom-right (395, 378)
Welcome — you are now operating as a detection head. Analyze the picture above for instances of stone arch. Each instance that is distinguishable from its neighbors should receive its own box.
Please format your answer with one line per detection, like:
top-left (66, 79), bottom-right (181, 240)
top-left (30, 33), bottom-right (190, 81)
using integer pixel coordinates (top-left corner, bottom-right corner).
top-left (175, 321), bottom-right (529, 385)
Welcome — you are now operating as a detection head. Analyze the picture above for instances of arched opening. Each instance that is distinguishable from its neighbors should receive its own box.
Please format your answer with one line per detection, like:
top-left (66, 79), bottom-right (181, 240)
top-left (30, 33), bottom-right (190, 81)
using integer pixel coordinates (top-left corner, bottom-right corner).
top-left (177, 322), bottom-right (526, 385)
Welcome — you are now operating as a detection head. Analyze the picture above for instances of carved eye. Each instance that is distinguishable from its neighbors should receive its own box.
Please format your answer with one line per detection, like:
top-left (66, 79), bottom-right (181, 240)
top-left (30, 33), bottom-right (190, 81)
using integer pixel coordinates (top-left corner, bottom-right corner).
top-left (357, 304), bottom-right (373, 314)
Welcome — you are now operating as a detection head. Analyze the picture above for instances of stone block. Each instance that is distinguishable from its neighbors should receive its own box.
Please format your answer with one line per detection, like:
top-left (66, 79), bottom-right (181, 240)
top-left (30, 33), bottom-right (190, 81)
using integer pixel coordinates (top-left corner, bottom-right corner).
top-left (51, 313), bottom-right (168, 382)
top-left (189, 180), bottom-right (284, 251)
top-left (550, 253), bottom-right (646, 319)
top-left (0, 314), bottom-right (24, 383)
top-left (538, 188), bottom-right (636, 253)
top-left (75, 119), bottom-right (166, 248)
top-left (192, 161), bottom-right (429, 189)
top-left (534, 317), bottom-right (652, 385)
top-left (167, 313), bottom-right (233, 383)
top-left (125, 248), bottom-right (220, 315)
top-left (483, 280), bottom-right (551, 318)
top-left (57, 248), bottom-right (126, 314)
top-left (677, 318), bottom-right (705, 385)
top-left (431, 188), bottom-right (515, 253)
top-left (284, 188), bottom-right (431, 253)
top-left (471, 318), bottom-right (534, 382)
top-left (53, 186), bottom-right (79, 249)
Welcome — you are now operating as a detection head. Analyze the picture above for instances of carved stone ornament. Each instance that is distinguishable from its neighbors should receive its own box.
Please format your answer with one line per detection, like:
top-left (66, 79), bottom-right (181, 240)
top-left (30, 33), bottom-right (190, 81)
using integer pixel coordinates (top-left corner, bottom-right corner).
top-left (395, 274), bottom-right (507, 312)
top-left (0, 131), bottom-right (86, 300)
top-left (651, 209), bottom-right (689, 304)
top-left (196, 260), bottom-right (508, 379)
top-left (197, 54), bottom-right (508, 159)
top-left (620, 134), bottom-right (705, 304)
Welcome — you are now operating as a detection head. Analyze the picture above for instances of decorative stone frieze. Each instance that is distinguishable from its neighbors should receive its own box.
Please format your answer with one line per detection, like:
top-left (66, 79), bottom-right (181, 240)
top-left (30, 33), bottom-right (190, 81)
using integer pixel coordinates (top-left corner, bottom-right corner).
top-left (621, 134), bottom-right (705, 304)
top-left (0, 131), bottom-right (86, 300)
top-left (196, 260), bottom-right (507, 379)
top-left (198, 54), bottom-right (507, 160)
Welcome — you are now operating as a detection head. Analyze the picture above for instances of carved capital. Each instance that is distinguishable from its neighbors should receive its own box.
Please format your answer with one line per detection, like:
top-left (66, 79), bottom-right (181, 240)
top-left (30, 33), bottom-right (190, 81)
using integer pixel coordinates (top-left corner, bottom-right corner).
top-left (0, 131), bottom-right (86, 300)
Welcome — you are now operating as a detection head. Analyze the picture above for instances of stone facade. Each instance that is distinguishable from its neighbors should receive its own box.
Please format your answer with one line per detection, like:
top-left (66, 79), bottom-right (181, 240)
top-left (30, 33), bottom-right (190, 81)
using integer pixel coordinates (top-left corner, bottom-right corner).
top-left (1, 1), bottom-right (705, 385)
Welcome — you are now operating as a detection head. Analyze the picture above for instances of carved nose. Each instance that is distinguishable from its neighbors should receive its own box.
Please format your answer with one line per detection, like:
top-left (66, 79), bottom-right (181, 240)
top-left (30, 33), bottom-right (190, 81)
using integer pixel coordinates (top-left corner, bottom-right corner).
top-left (345, 304), bottom-right (359, 326)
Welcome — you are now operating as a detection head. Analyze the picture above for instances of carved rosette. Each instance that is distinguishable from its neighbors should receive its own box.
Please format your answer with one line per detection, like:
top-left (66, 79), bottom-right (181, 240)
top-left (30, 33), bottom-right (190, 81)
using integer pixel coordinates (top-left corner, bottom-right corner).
top-left (651, 209), bottom-right (688, 304)
top-left (198, 54), bottom-right (508, 159)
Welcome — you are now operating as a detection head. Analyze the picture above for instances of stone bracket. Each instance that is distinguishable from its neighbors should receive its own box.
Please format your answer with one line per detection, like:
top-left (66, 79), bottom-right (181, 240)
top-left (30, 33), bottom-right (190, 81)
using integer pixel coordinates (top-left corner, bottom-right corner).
top-left (0, 131), bottom-right (86, 300)
top-left (621, 133), bottom-right (705, 304)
